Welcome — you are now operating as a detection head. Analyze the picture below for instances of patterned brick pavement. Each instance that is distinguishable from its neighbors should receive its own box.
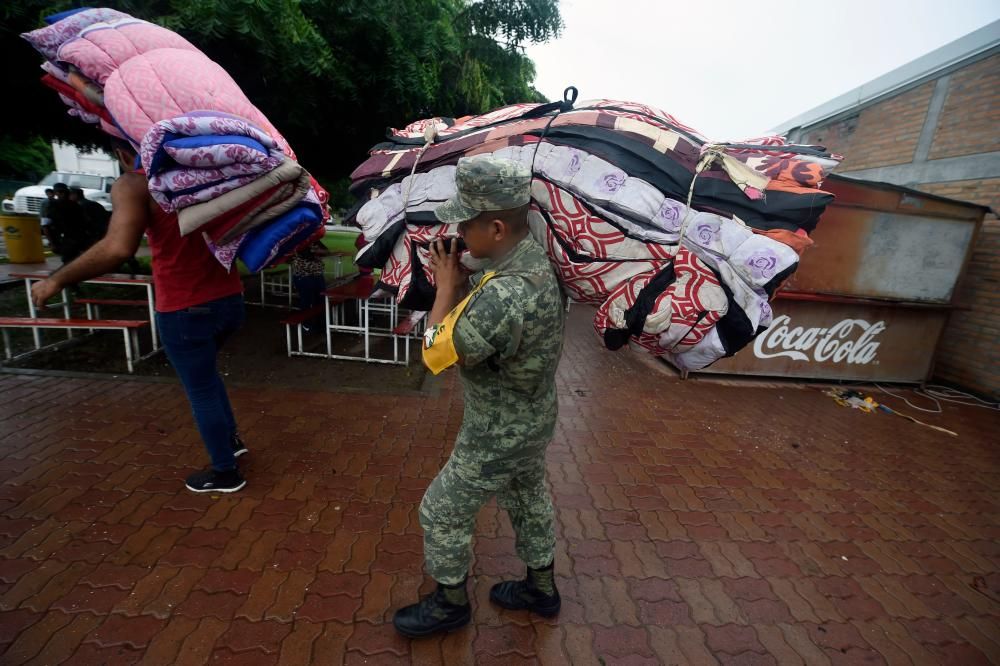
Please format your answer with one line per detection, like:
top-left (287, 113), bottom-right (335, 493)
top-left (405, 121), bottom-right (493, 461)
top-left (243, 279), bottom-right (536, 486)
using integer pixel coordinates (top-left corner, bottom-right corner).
top-left (1, 307), bottom-right (998, 665)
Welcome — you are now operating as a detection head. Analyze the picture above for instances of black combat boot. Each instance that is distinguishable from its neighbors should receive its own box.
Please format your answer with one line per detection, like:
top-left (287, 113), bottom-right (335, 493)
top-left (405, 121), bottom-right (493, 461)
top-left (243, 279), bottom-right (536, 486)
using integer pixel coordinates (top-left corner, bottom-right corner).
top-left (489, 560), bottom-right (561, 616)
top-left (393, 578), bottom-right (471, 638)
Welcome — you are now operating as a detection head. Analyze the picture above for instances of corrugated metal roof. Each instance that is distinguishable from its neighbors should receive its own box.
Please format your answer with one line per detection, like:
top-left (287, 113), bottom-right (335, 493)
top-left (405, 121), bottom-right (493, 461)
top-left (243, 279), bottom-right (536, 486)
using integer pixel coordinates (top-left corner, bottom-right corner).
top-left (771, 20), bottom-right (1000, 135)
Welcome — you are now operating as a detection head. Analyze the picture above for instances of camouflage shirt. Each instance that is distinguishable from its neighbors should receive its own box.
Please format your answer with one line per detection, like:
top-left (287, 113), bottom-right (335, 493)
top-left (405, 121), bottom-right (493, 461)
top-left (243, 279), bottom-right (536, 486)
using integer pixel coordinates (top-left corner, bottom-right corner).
top-left (452, 235), bottom-right (566, 461)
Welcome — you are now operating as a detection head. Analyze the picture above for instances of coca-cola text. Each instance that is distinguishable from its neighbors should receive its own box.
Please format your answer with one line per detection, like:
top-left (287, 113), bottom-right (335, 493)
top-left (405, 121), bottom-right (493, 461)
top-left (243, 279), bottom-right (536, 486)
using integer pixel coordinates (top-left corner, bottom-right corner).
top-left (753, 315), bottom-right (886, 364)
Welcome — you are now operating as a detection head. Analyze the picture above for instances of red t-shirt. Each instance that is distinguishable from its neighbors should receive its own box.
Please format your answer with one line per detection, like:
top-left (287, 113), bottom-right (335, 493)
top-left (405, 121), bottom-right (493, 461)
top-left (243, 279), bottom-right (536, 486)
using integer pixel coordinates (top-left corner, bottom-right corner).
top-left (145, 197), bottom-right (243, 313)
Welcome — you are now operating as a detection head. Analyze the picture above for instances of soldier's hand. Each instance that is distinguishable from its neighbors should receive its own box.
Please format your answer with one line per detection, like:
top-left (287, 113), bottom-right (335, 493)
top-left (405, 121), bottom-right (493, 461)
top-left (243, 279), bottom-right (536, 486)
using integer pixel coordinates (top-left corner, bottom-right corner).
top-left (429, 237), bottom-right (463, 294)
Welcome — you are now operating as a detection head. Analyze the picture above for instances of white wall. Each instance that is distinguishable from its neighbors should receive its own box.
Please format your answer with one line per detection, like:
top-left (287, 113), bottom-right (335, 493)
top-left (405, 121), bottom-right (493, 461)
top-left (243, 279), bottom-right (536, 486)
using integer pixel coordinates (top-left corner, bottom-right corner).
top-left (52, 142), bottom-right (120, 177)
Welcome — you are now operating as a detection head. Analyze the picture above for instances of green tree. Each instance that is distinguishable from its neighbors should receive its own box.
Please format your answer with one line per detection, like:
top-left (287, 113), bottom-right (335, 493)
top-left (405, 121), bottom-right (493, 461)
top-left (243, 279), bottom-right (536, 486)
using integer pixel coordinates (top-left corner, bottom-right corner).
top-left (2, 0), bottom-right (562, 197)
top-left (0, 135), bottom-right (54, 182)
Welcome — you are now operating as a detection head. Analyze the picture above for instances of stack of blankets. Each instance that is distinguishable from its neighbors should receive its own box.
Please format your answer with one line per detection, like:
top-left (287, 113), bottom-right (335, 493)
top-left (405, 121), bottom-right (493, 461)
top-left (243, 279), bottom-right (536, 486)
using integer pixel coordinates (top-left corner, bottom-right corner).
top-left (21, 7), bottom-right (328, 272)
top-left (348, 94), bottom-right (841, 369)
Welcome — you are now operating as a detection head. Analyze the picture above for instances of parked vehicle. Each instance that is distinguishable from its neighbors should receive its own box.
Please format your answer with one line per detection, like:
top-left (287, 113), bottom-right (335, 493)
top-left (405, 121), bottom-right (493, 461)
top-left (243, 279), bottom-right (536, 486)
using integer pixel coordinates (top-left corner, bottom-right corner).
top-left (2, 142), bottom-right (120, 215)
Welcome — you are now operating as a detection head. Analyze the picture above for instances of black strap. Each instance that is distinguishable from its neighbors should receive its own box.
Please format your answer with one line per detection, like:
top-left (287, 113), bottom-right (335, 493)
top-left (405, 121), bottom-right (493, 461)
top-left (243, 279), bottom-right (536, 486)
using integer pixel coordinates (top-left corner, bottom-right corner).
top-left (520, 86), bottom-right (578, 119)
top-left (603, 262), bottom-right (677, 351)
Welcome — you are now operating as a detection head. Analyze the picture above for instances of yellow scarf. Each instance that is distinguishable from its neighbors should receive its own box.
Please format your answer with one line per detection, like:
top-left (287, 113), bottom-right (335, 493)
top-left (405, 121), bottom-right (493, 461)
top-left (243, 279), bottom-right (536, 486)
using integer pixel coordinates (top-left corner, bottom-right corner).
top-left (422, 271), bottom-right (497, 375)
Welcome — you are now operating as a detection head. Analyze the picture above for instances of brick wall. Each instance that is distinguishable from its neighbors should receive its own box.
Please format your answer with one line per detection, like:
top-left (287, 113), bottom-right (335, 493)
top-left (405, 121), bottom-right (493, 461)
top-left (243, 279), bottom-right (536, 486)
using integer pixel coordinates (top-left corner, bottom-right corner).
top-left (794, 55), bottom-right (1000, 398)
top-left (930, 53), bottom-right (1000, 160)
top-left (920, 180), bottom-right (999, 397)
top-left (800, 82), bottom-right (934, 171)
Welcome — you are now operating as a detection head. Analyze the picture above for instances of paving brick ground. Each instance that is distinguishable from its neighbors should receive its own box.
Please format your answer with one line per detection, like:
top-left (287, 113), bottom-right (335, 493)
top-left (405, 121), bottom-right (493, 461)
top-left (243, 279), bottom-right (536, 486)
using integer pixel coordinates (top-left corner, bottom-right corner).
top-left (1, 307), bottom-right (998, 665)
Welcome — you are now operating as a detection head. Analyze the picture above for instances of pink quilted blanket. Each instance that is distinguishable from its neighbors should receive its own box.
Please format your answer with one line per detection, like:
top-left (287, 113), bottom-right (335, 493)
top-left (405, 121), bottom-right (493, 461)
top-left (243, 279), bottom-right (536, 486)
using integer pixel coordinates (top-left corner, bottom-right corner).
top-left (21, 8), bottom-right (129, 61)
top-left (22, 7), bottom-right (330, 273)
top-left (104, 48), bottom-right (290, 154)
top-left (57, 18), bottom-right (198, 85)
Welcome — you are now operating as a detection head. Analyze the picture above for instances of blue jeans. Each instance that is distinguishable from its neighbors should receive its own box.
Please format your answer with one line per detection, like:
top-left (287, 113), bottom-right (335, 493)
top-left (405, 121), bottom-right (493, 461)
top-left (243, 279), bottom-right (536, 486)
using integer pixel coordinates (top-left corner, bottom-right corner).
top-left (156, 294), bottom-right (244, 472)
top-left (293, 275), bottom-right (326, 326)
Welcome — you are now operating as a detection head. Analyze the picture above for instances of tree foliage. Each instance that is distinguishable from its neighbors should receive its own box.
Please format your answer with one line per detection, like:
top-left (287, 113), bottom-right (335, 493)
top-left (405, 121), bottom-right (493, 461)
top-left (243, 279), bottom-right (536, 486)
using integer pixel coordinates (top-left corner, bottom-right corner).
top-left (2, 0), bottom-right (562, 195)
top-left (0, 135), bottom-right (54, 182)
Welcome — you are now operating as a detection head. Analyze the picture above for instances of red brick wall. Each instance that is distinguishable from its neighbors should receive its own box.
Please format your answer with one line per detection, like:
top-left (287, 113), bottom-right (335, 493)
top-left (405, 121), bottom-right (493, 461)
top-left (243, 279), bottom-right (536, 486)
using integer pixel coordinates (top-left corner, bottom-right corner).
top-left (919, 180), bottom-right (999, 397)
top-left (800, 82), bottom-right (934, 171)
top-left (930, 53), bottom-right (1000, 160)
top-left (796, 56), bottom-right (1000, 398)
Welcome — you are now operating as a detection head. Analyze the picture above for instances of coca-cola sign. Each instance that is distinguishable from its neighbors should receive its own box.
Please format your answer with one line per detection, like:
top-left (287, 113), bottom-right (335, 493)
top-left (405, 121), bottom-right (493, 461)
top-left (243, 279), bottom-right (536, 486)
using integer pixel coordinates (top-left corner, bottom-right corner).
top-left (754, 315), bottom-right (886, 365)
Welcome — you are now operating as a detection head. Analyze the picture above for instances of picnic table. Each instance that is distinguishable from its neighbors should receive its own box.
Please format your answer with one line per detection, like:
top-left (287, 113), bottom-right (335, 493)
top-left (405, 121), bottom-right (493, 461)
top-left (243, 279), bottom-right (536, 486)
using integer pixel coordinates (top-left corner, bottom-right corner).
top-left (11, 271), bottom-right (159, 349)
top-left (2, 271), bottom-right (158, 372)
top-left (249, 251), bottom-right (355, 308)
top-left (281, 275), bottom-right (425, 365)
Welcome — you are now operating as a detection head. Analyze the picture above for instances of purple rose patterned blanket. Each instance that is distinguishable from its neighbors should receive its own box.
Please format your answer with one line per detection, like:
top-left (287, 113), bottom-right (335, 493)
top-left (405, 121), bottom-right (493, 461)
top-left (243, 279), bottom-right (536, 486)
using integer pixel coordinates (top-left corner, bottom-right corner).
top-left (141, 112), bottom-right (291, 215)
top-left (348, 92), bottom-right (841, 369)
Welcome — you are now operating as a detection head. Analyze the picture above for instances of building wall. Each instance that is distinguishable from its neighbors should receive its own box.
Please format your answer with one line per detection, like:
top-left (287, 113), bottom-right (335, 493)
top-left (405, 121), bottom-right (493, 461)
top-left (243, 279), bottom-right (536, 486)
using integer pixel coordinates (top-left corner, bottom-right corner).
top-left (929, 55), bottom-right (1000, 160)
top-left (790, 51), bottom-right (1000, 398)
top-left (801, 82), bottom-right (935, 171)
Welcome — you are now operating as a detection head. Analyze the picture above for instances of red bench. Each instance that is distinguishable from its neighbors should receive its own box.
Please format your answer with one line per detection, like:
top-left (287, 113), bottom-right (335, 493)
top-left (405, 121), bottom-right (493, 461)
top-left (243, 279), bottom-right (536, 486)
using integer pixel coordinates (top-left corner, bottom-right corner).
top-left (74, 297), bottom-right (149, 323)
top-left (0, 317), bottom-right (149, 373)
top-left (323, 275), bottom-right (376, 301)
top-left (393, 310), bottom-right (427, 336)
top-left (74, 298), bottom-right (148, 307)
top-left (392, 311), bottom-right (427, 366)
top-left (281, 304), bottom-right (328, 358)
top-left (280, 305), bottom-right (325, 328)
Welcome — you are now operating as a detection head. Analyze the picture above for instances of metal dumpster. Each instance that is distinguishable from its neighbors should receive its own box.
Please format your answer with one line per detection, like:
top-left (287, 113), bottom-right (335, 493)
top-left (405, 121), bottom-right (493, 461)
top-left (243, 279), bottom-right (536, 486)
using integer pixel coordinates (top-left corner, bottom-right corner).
top-left (784, 175), bottom-right (985, 302)
top-left (683, 175), bottom-right (990, 384)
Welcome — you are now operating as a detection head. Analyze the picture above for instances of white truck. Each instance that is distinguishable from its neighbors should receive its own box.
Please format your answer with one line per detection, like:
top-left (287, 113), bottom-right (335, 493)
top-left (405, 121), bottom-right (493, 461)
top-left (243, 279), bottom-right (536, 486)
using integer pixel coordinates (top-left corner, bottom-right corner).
top-left (2, 142), bottom-right (120, 215)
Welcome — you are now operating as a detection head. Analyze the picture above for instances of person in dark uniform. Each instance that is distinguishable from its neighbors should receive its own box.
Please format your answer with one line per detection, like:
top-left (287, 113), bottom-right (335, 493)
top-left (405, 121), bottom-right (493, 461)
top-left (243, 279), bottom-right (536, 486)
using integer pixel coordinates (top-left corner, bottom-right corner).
top-left (69, 186), bottom-right (141, 273)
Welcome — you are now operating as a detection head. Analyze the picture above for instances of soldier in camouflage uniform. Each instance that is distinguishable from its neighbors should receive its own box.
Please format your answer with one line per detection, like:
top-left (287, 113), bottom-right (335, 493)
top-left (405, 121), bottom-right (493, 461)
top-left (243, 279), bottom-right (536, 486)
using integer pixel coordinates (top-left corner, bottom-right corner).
top-left (393, 156), bottom-right (566, 638)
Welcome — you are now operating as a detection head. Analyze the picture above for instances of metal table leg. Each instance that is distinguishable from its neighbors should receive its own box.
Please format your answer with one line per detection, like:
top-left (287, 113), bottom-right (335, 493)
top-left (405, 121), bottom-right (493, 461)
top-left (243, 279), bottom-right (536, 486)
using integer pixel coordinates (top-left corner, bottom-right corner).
top-left (61, 289), bottom-right (72, 341)
top-left (123, 328), bottom-right (134, 373)
top-left (325, 295), bottom-right (332, 357)
top-left (146, 283), bottom-right (159, 350)
top-left (363, 299), bottom-right (370, 361)
top-left (24, 278), bottom-right (40, 349)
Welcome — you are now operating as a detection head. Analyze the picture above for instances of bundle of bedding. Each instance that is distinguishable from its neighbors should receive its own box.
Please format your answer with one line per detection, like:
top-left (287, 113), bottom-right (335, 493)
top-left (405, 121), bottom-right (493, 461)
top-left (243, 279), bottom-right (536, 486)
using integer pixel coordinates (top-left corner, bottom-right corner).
top-left (22, 7), bottom-right (327, 272)
top-left (349, 91), bottom-right (841, 369)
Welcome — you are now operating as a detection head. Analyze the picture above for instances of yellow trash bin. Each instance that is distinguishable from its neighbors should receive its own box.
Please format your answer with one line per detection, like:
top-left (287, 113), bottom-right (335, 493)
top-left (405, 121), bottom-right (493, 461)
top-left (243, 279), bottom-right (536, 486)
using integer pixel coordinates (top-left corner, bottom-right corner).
top-left (1, 214), bottom-right (45, 264)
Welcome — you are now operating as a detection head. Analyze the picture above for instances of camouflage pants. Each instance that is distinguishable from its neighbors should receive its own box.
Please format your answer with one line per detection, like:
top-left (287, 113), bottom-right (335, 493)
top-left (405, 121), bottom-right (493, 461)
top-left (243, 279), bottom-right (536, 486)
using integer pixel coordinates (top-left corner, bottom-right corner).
top-left (419, 448), bottom-right (555, 585)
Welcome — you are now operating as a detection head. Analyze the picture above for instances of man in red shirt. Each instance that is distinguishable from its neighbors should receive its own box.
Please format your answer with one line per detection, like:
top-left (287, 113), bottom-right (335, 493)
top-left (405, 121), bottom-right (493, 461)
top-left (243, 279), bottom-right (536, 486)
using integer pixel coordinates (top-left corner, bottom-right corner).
top-left (32, 139), bottom-right (249, 493)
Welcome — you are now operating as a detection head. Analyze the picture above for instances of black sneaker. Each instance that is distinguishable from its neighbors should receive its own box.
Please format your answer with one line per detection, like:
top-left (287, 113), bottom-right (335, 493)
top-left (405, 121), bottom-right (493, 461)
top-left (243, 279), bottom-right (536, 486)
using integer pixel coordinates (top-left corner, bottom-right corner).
top-left (185, 468), bottom-right (246, 493)
top-left (232, 434), bottom-right (249, 459)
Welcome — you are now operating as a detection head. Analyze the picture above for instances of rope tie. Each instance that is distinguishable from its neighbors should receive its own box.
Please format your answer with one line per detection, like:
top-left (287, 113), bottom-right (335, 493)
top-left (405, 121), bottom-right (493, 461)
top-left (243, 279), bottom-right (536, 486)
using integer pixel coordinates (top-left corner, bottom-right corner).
top-left (671, 143), bottom-right (724, 257)
top-left (401, 122), bottom-right (442, 226)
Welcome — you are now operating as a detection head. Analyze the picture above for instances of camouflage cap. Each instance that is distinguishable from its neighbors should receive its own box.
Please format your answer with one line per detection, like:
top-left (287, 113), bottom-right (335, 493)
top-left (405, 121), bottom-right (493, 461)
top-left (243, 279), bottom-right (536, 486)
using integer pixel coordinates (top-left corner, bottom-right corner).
top-left (434, 155), bottom-right (531, 224)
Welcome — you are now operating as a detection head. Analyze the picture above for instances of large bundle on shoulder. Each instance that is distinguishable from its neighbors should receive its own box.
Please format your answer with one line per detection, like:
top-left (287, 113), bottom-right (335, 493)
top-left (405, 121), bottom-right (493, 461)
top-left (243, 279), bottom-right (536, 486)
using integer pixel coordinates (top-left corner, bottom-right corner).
top-left (348, 88), bottom-right (841, 370)
top-left (21, 7), bottom-right (328, 272)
